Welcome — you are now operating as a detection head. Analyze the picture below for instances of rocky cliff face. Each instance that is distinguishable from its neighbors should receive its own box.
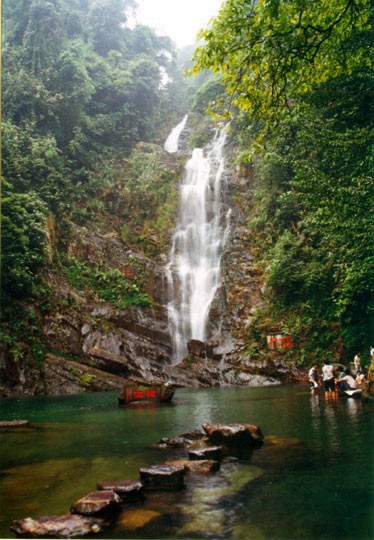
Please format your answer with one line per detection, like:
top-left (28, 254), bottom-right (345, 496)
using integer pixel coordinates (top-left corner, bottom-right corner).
top-left (0, 130), bottom-right (301, 398)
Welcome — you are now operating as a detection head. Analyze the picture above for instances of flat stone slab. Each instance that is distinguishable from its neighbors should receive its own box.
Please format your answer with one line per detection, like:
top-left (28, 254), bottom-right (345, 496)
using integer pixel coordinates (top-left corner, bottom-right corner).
top-left (96, 480), bottom-right (145, 501)
top-left (10, 514), bottom-right (102, 538)
top-left (71, 490), bottom-right (121, 516)
top-left (202, 423), bottom-right (264, 454)
top-left (139, 465), bottom-right (185, 491)
top-left (188, 446), bottom-right (222, 461)
top-left (0, 420), bottom-right (29, 428)
top-left (165, 459), bottom-right (220, 474)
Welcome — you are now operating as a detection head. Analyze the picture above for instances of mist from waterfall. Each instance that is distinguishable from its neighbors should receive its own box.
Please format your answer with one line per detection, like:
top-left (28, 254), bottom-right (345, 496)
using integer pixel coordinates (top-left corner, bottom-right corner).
top-left (165, 123), bottom-right (231, 363)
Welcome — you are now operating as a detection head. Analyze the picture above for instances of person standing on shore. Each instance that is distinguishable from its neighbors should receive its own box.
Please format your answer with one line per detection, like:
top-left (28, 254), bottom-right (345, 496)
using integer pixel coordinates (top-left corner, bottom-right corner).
top-left (354, 352), bottom-right (361, 374)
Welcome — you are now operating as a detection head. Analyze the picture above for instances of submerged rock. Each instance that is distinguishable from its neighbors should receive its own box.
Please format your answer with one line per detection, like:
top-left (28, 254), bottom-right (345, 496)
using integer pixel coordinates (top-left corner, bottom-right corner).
top-left (117, 508), bottom-right (161, 531)
top-left (10, 514), bottom-right (102, 538)
top-left (139, 465), bottom-right (186, 491)
top-left (70, 490), bottom-right (121, 516)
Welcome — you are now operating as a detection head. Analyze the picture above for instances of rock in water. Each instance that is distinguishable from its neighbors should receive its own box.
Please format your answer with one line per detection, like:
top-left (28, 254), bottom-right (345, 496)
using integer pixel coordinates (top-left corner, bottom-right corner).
top-left (165, 459), bottom-right (220, 474)
top-left (71, 490), bottom-right (121, 516)
top-left (10, 514), bottom-right (102, 538)
top-left (139, 465), bottom-right (185, 491)
top-left (202, 423), bottom-right (264, 457)
top-left (96, 480), bottom-right (145, 502)
top-left (188, 446), bottom-right (222, 461)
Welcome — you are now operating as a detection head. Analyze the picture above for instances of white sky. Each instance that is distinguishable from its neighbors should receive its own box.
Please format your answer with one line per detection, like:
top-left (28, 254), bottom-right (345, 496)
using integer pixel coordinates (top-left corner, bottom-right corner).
top-left (134, 0), bottom-right (224, 48)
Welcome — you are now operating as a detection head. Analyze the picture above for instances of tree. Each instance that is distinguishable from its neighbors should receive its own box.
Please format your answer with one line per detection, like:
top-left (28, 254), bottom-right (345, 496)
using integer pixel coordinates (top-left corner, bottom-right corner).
top-left (1, 180), bottom-right (49, 300)
top-left (87, 0), bottom-right (136, 55)
top-left (193, 0), bottom-right (372, 123)
top-left (193, 0), bottom-right (373, 361)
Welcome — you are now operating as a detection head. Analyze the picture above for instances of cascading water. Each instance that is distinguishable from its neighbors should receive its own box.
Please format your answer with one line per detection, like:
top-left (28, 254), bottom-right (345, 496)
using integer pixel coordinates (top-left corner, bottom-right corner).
top-left (164, 114), bottom-right (188, 153)
top-left (166, 122), bottom-right (231, 363)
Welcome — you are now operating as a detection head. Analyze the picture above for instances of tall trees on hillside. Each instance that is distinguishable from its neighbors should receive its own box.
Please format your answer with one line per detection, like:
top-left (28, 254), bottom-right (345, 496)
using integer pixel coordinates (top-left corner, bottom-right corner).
top-left (193, 0), bottom-right (373, 360)
top-left (1, 0), bottom-right (178, 314)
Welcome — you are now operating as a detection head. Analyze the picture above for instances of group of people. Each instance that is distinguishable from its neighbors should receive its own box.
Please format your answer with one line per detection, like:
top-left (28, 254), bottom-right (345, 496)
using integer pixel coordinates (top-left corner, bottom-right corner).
top-left (308, 353), bottom-right (367, 396)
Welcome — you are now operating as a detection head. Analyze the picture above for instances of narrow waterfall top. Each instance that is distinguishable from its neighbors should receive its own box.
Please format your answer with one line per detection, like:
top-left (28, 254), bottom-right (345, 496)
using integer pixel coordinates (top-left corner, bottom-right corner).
top-left (164, 114), bottom-right (188, 153)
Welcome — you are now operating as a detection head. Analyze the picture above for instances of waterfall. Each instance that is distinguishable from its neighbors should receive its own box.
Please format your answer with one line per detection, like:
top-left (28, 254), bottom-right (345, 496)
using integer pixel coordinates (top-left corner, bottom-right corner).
top-left (166, 124), bottom-right (231, 363)
top-left (164, 114), bottom-right (188, 153)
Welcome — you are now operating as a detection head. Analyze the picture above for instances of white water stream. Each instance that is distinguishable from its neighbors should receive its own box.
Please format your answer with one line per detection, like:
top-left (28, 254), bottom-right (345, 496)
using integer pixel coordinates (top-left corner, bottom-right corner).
top-left (165, 121), bottom-right (231, 363)
top-left (164, 114), bottom-right (188, 153)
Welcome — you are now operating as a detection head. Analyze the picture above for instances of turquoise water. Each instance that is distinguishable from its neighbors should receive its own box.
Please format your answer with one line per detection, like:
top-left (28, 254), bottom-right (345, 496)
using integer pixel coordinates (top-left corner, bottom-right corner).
top-left (0, 385), bottom-right (373, 539)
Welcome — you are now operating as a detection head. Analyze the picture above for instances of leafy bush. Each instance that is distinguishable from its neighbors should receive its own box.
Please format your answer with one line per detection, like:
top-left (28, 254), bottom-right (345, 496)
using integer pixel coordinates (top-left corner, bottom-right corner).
top-left (63, 257), bottom-right (152, 308)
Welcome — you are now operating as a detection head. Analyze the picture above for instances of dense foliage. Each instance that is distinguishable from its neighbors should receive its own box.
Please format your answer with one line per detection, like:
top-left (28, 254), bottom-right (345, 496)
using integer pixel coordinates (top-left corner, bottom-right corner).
top-left (1, 0), bottom-right (185, 358)
top-left (194, 0), bottom-right (373, 363)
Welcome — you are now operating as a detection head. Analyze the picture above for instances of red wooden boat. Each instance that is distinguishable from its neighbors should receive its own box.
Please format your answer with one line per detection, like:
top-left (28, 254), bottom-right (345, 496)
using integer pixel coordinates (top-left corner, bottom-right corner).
top-left (118, 377), bottom-right (176, 405)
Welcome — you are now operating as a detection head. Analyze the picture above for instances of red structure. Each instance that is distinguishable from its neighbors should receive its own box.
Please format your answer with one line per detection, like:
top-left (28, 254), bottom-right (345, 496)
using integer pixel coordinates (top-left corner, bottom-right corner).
top-left (267, 334), bottom-right (294, 350)
top-left (118, 379), bottom-right (176, 405)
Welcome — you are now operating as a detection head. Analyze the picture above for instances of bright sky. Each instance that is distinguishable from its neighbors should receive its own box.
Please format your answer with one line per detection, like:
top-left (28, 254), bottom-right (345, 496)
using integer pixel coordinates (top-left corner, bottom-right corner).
top-left (134, 0), bottom-right (224, 48)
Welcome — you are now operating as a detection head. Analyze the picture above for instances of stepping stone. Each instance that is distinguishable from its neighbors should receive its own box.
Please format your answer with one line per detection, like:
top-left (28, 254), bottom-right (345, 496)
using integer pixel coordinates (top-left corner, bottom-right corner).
top-left (71, 490), bottom-right (121, 516)
top-left (139, 465), bottom-right (185, 491)
top-left (0, 420), bottom-right (29, 428)
top-left (96, 480), bottom-right (145, 501)
top-left (10, 514), bottom-right (101, 538)
top-left (202, 423), bottom-right (264, 457)
top-left (165, 459), bottom-right (220, 474)
top-left (188, 446), bottom-right (222, 461)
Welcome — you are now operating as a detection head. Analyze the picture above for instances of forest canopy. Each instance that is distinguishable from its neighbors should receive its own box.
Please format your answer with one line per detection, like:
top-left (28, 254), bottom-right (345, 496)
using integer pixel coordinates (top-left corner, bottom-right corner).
top-left (1, 0), bottom-right (373, 367)
top-left (1, 0), bottom-right (192, 359)
top-left (193, 0), bottom-right (373, 360)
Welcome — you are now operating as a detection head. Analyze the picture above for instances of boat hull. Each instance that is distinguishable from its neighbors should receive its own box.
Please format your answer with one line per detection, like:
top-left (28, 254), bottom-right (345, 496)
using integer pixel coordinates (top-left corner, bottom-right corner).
top-left (118, 383), bottom-right (176, 405)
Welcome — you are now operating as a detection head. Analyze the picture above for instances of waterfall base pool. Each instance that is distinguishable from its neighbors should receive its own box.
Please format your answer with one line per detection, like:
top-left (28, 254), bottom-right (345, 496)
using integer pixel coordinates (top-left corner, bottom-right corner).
top-left (1, 385), bottom-right (373, 539)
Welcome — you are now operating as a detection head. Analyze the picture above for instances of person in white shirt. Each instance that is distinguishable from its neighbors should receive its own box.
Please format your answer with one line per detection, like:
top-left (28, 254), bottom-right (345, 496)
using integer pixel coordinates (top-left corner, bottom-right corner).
top-left (322, 360), bottom-right (336, 393)
top-left (354, 352), bottom-right (361, 373)
top-left (336, 369), bottom-right (356, 391)
top-left (308, 364), bottom-right (320, 394)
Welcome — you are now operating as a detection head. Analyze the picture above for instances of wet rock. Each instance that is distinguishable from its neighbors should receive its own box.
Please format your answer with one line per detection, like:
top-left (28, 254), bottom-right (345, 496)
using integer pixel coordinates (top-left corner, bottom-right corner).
top-left (70, 490), bottom-right (121, 516)
top-left (0, 420), bottom-right (29, 428)
top-left (139, 465), bottom-right (185, 491)
top-left (96, 480), bottom-right (145, 502)
top-left (165, 459), bottom-right (220, 474)
top-left (188, 446), bottom-right (222, 461)
top-left (10, 514), bottom-right (102, 538)
top-left (149, 430), bottom-right (206, 450)
top-left (187, 340), bottom-right (207, 358)
top-left (202, 422), bottom-right (264, 457)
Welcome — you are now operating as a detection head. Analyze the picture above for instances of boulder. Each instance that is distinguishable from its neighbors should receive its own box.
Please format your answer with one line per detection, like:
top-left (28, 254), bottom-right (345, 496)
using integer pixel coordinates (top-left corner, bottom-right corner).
top-left (139, 465), bottom-right (185, 491)
top-left (188, 446), bottom-right (222, 461)
top-left (187, 340), bottom-right (207, 357)
top-left (70, 490), bottom-right (121, 516)
top-left (10, 514), bottom-right (101, 538)
top-left (202, 423), bottom-right (264, 457)
top-left (165, 459), bottom-right (220, 474)
top-left (96, 480), bottom-right (145, 502)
